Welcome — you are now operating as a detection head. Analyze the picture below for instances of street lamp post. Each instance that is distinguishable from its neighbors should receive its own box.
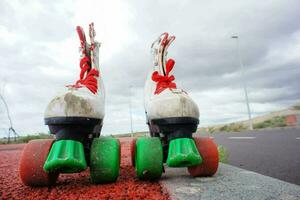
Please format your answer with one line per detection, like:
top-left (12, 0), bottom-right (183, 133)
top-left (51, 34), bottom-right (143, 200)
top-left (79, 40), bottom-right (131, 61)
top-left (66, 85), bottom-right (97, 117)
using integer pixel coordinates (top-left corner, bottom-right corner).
top-left (231, 35), bottom-right (253, 130)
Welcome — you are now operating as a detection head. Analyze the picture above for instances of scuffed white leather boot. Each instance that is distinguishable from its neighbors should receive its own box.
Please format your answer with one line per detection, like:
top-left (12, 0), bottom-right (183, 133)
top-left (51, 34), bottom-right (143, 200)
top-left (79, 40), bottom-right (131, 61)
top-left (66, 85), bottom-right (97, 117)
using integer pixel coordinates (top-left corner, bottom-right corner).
top-left (44, 23), bottom-right (104, 142)
top-left (45, 23), bottom-right (104, 126)
top-left (145, 33), bottom-right (199, 137)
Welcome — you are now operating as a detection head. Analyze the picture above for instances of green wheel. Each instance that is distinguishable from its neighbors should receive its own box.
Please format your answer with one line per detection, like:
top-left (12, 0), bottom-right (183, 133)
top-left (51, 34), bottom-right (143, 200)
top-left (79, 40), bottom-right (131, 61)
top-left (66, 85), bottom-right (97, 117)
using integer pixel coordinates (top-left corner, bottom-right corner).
top-left (135, 137), bottom-right (163, 180)
top-left (90, 137), bottom-right (120, 183)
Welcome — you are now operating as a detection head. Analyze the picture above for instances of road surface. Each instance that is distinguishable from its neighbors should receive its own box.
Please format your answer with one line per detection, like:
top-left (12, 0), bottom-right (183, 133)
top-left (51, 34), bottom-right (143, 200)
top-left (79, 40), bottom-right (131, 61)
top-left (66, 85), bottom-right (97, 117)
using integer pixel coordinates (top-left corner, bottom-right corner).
top-left (162, 163), bottom-right (300, 200)
top-left (200, 127), bottom-right (300, 185)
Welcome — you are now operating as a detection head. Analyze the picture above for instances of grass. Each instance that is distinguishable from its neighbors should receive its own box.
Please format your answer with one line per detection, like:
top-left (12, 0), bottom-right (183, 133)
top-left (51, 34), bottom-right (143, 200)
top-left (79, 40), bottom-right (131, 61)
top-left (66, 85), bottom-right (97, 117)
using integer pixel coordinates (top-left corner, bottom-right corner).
top-left (208, 123), bottom-right (247, 133)
top-left (218, 145), bottom-right (229, 163)
top-left (206, 115), bottom-right (288, 133)
top-left (111, 132), bottom-right (148, 138)
top-left (253, 116), bottom-right (286, 129)
top-left (293, 104), bottom-right (300, 110)
top-left (220, 123), bottom-right (247, 132)
top-left (0, 133), bottom-right (54, 144)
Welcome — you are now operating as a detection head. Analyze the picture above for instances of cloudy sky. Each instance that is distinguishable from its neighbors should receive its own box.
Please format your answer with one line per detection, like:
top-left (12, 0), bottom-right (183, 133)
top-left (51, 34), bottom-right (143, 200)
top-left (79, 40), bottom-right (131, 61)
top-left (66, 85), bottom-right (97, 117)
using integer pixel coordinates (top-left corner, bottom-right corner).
top-left (0, 0), bottom-right (300, 136)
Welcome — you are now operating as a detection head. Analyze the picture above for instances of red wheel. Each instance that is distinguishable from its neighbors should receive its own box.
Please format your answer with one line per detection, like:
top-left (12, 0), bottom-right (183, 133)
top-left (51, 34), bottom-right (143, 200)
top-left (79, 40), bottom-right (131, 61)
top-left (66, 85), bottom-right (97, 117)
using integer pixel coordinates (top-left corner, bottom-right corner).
top-left (188, 137), bottom-right (219, 177)
top-left (19, 139), bottom-right (59, 186)
top-left (130, 138), bottom-right (137, 167)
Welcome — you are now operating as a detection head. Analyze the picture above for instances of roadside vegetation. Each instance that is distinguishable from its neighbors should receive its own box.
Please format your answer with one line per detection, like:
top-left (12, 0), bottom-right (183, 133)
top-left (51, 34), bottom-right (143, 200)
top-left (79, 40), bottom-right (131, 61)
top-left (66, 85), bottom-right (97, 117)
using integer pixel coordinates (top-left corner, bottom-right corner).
top-left (218, 145), bottom-right (229, 163)
top-left (293, 104), bottom-right (300, 110)
top-left (111, 132), bottom-right (148, 138)
top-left (0, 133), bottom-right (54, 144)
top-left (253, 116), bottom-right (286, 129)
top-left (208, 123), bottom-right (247, 133)
top-left (218, 123), bottom-right (247, 133)
top-left (205, 115), bottom-right (288, 133)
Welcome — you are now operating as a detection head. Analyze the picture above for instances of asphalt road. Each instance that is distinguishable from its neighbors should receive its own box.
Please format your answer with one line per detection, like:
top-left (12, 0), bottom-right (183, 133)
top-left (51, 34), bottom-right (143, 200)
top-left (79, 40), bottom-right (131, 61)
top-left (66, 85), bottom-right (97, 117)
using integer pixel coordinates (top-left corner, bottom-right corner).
top-left (201, 127), bottom-right (300, 185)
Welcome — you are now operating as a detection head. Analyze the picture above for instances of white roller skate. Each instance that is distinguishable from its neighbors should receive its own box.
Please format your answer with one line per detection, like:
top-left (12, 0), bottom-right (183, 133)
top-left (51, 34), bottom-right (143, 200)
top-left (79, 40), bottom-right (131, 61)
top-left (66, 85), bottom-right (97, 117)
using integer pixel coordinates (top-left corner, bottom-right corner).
top-left (19, 23), bottom-right (120, 186)
top-left (130, 33), bottom-right (218, 180)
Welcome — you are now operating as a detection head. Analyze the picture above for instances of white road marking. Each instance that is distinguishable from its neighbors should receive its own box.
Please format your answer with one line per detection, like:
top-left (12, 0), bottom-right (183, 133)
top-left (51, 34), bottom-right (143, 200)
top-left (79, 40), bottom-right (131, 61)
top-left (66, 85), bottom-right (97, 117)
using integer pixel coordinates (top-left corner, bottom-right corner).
top-left (296, 137), bottom-right (300, 140)
top-left (228, 137), bottom-right (256, 140)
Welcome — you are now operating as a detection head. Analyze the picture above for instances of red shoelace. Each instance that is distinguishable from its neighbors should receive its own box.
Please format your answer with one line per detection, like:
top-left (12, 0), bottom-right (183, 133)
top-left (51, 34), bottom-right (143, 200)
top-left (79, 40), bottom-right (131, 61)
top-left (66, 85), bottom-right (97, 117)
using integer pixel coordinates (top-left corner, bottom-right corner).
top-left (67, 23), bottom-right (100, 94)
top-left (152, 59), bottom-right (177, 94)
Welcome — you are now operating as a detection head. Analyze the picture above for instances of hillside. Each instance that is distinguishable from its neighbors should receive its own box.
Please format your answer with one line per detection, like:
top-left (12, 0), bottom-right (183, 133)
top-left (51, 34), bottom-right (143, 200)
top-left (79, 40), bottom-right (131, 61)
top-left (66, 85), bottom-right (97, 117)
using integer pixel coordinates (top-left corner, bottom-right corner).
top-left (201, 103), bottom-right (300, 133)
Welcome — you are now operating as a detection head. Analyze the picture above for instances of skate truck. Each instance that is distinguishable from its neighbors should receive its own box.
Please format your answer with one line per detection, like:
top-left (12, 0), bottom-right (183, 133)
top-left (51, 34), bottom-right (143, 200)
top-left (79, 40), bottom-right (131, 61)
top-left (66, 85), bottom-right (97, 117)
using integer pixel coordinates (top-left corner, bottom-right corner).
top-left (130, 33), bottom-right (219, 179)
top-left (19, 23), bottom-right (120, 186)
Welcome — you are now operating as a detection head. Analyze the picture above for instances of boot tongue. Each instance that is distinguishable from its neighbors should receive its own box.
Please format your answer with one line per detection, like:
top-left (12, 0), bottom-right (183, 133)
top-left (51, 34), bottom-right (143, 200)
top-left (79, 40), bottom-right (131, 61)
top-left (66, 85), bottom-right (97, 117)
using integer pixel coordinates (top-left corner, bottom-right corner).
top-left (66, 23), bottom-right (100, 94)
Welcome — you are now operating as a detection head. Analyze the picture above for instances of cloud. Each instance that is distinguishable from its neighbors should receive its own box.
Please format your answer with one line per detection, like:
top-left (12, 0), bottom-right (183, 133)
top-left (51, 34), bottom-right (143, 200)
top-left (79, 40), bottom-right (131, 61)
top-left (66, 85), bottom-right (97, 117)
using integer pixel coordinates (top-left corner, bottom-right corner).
top-left (0, 0), bottom-right (300, 137)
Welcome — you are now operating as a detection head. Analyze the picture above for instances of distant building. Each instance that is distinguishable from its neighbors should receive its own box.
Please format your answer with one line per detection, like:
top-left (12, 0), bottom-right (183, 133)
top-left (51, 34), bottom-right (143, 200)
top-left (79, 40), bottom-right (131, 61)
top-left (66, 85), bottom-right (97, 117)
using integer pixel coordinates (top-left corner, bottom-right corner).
top-left (285, 114), bottom-right (300, 126)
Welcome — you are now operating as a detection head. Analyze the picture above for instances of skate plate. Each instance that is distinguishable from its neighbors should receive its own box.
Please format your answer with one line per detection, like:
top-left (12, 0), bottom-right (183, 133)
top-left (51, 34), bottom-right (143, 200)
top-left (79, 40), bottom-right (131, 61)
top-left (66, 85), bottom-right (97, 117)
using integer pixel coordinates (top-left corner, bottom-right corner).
top-left (44, 140), bottom-right (87, 173)
top-left (167, 138), bottom-right (202, 167)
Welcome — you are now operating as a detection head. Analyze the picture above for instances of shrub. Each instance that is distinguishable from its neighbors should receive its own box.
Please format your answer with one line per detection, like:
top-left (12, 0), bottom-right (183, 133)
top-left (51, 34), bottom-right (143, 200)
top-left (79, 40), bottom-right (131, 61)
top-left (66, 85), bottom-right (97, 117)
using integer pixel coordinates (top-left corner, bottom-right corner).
top-left (218, 145), bottom-right (229, 163)
top-left (254, 116), bottom-right (286, 129)
top-left (1, 133), bottom-right (54, 144)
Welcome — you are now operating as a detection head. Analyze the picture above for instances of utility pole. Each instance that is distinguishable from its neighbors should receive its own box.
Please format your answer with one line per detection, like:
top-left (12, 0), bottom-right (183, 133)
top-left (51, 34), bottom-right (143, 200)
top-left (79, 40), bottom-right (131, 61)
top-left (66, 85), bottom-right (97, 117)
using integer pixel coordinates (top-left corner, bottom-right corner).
top-left (0, 88), bottom-right (19, 143)
top-left (231, 35), bottom-right (253, 130)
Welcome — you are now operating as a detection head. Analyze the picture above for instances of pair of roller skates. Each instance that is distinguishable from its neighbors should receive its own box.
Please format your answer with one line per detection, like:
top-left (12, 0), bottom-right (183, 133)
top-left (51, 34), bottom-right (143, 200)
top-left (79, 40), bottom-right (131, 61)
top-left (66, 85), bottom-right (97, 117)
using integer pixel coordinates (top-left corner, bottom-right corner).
top-left (19, 23), bottom-right (219, 186)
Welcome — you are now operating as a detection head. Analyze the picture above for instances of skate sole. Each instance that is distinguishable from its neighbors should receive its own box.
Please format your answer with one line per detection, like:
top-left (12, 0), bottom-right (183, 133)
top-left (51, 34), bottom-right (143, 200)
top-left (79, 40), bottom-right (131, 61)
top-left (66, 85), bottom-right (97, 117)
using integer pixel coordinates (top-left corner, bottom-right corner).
top-left (150, 117), bottom-right (199, 139)
top-left (45, 117), bottom-right (102, 125)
